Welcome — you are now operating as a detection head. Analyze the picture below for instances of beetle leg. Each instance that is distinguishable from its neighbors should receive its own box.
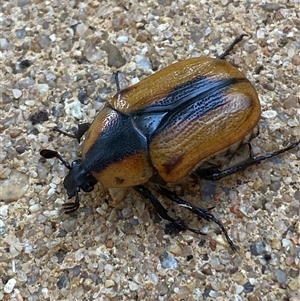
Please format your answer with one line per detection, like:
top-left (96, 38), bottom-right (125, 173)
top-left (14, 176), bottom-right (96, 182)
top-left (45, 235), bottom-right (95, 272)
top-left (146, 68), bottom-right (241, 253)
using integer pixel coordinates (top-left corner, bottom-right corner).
top-left (134, 185), bottom-right (207, 237)
top-left (217, 34), bottom-right (248, 59)
top-left (54, 123), bottom-right (90, 142)
top-left (114, 71), bottom-right (122, 92)
top-left (158, 187), bottom-right (237, 251)
top-left (63, 193), bottom-right (80, 214)
top-left (197, 140), bottom-right (300, 181)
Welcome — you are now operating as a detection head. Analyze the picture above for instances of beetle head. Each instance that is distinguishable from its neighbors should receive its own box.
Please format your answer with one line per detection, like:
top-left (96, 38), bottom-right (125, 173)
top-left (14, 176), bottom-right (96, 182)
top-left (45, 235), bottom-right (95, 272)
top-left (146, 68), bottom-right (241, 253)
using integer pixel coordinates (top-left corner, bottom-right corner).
top-left (63, 159), bottom-right (97, 198)
top-left (40, 149), bottom-right (97, 212)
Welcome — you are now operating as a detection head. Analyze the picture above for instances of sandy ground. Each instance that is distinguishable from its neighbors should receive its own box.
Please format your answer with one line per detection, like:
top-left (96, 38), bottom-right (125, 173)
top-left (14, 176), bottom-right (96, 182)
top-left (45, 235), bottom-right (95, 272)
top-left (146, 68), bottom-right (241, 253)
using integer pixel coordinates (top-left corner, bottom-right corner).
top-left (0, 0), bottom-right (299, 300)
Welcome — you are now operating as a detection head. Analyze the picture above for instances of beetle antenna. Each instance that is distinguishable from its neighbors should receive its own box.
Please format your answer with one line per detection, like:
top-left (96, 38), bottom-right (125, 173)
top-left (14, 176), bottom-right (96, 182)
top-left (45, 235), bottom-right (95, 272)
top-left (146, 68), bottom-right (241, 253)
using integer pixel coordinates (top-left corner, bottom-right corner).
top-left (40, 149), bottom-right (71, 169)
top-left (217, 34), bottom-right (248, 59)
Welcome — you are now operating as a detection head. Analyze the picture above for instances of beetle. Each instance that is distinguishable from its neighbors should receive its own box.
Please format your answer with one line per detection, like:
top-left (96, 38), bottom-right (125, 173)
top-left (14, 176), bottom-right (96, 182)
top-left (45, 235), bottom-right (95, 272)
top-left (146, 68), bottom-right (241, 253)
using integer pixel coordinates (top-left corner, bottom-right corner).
top-left (40, 35), bottom-right (300, 251)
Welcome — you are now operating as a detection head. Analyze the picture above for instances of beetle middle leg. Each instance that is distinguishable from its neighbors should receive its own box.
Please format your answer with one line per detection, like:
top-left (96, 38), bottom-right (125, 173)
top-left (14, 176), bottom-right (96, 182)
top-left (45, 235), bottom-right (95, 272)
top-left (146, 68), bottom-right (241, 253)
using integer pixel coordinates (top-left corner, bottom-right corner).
top-left (134, 185), bottom-right (237, 251)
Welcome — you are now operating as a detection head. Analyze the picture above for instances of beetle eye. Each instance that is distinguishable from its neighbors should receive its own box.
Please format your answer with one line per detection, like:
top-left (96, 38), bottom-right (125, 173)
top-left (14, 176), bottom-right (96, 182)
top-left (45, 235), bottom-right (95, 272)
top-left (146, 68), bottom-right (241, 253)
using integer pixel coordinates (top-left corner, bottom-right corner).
top-left (83, 185), bottom-right (94, 193)
top-left (81, 174), bottom-right (97, 193)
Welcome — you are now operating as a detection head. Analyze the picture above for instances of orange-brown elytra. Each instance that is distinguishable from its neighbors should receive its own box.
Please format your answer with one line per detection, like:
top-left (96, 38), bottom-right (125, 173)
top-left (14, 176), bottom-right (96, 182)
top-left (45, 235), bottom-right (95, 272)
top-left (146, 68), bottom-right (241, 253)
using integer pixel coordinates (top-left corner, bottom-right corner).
top-left (40, 35), bottom-right (300, 251)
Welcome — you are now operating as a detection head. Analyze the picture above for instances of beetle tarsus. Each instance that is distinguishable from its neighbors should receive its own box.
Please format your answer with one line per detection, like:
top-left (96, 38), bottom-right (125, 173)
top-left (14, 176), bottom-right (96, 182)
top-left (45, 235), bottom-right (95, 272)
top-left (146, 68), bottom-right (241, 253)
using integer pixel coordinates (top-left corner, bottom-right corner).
top-left (218, 34), bottom-right (248, 59)
top-left (165, 220), bottom-right (207, 236)
top-left (63, 193), bottom-right (80, 213)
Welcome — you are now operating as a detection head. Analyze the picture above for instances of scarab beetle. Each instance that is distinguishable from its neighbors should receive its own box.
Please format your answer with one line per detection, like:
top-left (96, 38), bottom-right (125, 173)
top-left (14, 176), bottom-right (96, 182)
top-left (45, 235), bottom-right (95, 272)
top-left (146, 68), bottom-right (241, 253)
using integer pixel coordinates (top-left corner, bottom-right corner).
top-left (41, 35), bottom-right (299, 251)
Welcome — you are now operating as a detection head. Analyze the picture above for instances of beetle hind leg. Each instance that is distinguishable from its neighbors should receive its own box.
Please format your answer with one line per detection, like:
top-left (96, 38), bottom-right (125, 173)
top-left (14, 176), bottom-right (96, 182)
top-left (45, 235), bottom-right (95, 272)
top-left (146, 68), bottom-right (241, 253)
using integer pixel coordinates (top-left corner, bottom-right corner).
top-left (217, 34), bottom-right (248, 59)
top-left (196, 140), bottom-right (300, 181)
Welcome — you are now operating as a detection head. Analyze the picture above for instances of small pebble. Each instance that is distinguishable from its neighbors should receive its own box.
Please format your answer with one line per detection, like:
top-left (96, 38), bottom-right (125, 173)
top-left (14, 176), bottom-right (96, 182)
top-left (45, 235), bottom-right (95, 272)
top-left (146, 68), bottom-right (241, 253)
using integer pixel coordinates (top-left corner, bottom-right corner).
top-left (261, 110), bottom-right (277, 119)
top-left (64, 100), bottom-right (83, 119)
top-left (4, 278), bottom-right (17, 293)
top-left (75, 23), bottom-right (88, 36)
top-left (16, 28), bottom-right (27, 39)
top-left (0, 171), bottom-right (29, 202)
top-left (78, 87), bottom-right (88, 104)
top-left (160, 252), bottom-right (179, 269)
top-left (129, 281), bottom-right (139, 291)
top-left (243, 282), bottom-right (255, 293)
top-left (39, 35), bottom-right (52, 48)
top-left (37, 83), bottom-right (49, 94)
top-left (0, 38), bottom-right (9, 49)
top-left (57, 273), bottom-right (68, 289)
top-left (29, 204), bottom-right (41, 213)
top-left (250, 242), bottom-right (266, 256)
top-left (102, 41), bottom-right (126, 68)
top-left (116, 36), bottom-right (128, 43)
top-left (275, 268), bottom-right (287, 284)
top-left (12, 89), bottom-right (22, 99)
top-left (30, 109), bottom-right (49, 125)
top-left (105, 280), bottom-right (115, 288)
top-left (135, 55), bottom-right (152, 71)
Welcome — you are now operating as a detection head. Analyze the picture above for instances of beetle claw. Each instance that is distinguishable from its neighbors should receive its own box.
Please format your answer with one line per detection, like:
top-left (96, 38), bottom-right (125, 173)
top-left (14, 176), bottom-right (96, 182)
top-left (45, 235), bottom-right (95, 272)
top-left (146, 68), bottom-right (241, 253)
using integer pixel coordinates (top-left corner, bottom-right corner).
top-left (166, 220), bottom-right (206, 236)
top-left (63, 193), bottom-right (80, 213)
top-left (63, 202), bottom-right (79, 214)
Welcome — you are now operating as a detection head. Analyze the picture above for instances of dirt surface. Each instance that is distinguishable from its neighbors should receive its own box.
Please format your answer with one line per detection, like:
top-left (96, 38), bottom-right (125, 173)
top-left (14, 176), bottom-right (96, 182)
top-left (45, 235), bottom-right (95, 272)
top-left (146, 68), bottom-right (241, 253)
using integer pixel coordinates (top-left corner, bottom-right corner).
top-left (0, 0), bottom-right (299, 300)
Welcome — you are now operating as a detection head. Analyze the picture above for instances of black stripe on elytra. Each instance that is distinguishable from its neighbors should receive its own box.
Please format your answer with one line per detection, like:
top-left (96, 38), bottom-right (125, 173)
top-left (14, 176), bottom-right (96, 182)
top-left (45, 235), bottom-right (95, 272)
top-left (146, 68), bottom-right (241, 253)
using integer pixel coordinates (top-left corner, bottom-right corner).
top-left (132, 76), bottom-right (246, 139)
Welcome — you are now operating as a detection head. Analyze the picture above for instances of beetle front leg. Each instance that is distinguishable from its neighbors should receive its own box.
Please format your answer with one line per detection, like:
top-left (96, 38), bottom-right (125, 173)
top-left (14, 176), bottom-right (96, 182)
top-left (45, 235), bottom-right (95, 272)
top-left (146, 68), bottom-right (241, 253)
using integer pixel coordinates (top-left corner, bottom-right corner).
top-left (54, 122), bottom-right (91, 142)
top-left (196, 140), bottom-right (300, 181)
top-left (134, 186), bottom-right (207, 237)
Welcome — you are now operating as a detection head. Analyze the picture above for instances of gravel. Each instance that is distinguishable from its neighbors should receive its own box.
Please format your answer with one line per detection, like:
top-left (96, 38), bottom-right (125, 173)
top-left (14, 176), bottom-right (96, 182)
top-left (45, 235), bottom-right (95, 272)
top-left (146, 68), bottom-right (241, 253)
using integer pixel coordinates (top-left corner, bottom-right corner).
top-left (0, 0), bottom-right (299, 300)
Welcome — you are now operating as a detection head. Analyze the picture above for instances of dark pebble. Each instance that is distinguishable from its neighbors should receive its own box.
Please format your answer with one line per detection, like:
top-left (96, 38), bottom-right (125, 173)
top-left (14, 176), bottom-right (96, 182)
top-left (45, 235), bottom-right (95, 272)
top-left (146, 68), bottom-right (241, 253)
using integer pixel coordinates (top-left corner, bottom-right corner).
top-left (186, 255), bottom-right (193, 261)
top-left (243, 282), bottom-right (255, 293)
top-left (27, 274), bottom-right (38, 285)
top-left (69, 265), bottom-right (81, 277)
top-left (16, 145), bottom-right (26, 154)
top-left (275, 268), bottom-right (287, 284)
top-left (57, 273), bottom-right (68, 289)
top-left (18, 0), bottom-right (30, 7)
top-left (102, 41), bottom-right (126, 68)
top-left (30, 109), bottom-right (49, 125)
top-left (78, 86), bottom-right (88, 104)
top-left (250, 242), bottom-right (266, 256)
top-left (16, 28), bottom-right (27, 39)
top-left (19, 59), bottom-right (31, 68)
top-left (61, 91), bottom-right (73, 101)
top-left (199, 180), bottom-right (218, 201)
top-left (56, 249), bottom-right (68, 264)
top-left (51, 104), bottom-right (64, 118)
